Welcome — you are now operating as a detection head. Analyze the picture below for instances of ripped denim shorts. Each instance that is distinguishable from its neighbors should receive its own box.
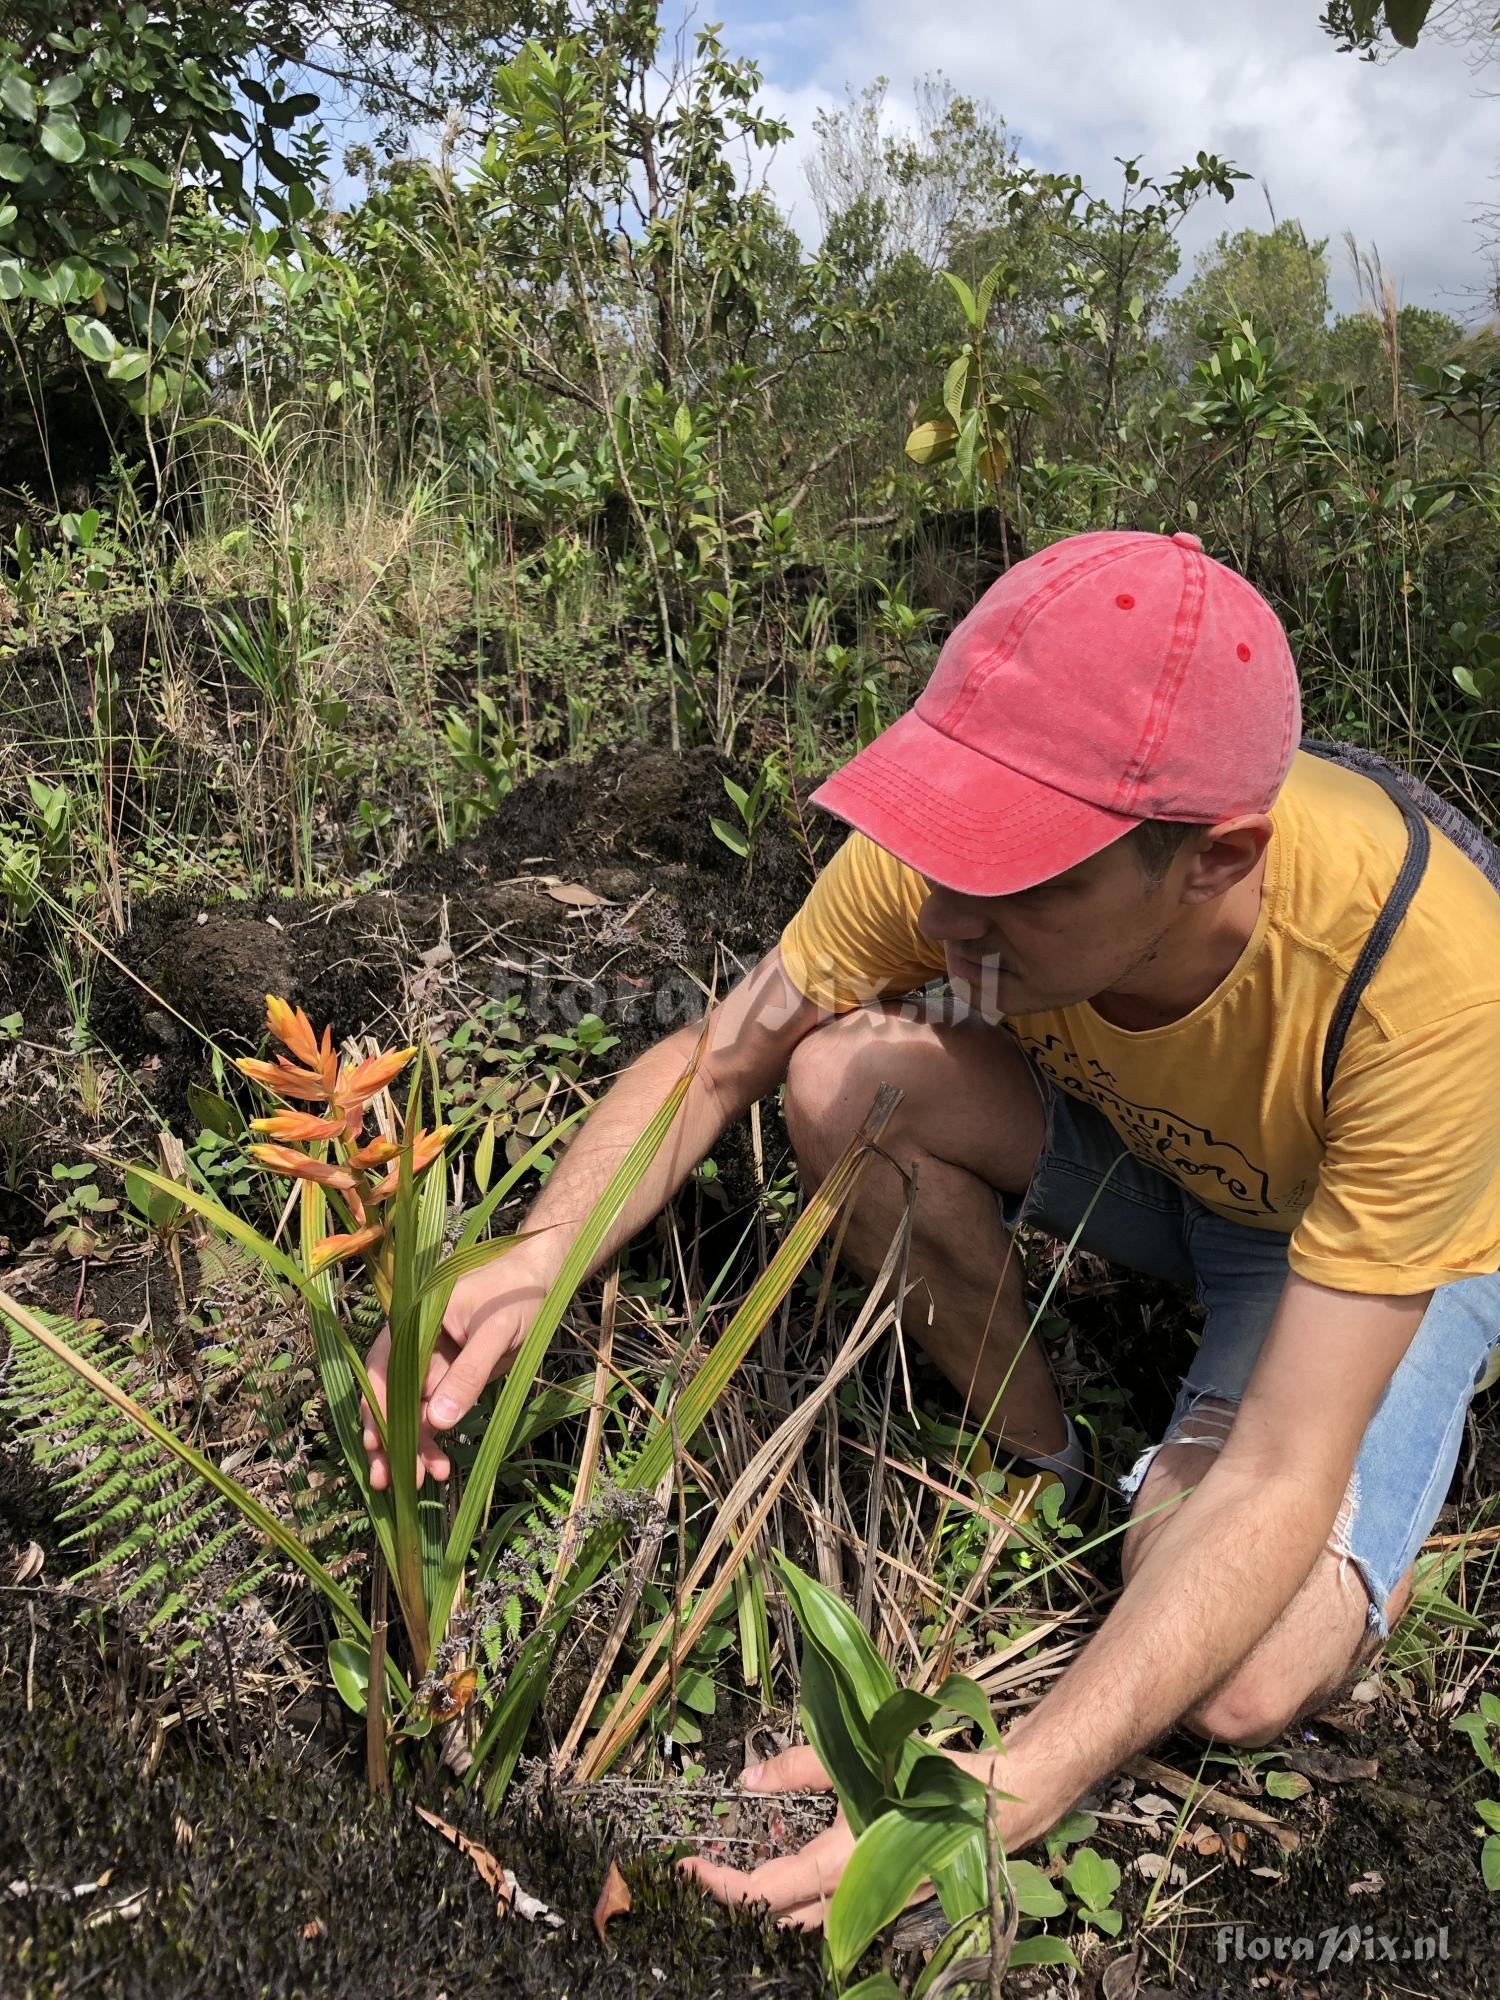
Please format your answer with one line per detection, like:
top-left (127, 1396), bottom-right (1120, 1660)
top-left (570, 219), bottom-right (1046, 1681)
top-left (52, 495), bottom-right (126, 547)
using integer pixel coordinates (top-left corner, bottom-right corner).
top-left (1001, 1075), bottom-right (1500, 1640)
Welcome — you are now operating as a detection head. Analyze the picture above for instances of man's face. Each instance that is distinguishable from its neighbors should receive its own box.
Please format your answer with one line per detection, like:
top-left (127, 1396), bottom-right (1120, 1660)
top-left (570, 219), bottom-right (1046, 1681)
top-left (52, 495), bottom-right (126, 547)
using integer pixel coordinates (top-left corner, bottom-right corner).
top-left (916, 834), bottom-right (1183, 1016)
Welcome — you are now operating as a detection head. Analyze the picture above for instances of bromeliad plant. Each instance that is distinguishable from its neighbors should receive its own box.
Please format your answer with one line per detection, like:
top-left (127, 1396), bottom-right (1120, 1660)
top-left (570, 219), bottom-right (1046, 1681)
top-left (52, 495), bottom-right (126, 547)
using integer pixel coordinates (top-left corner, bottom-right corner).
top-left (0, 999), bottom-right (904, 1805)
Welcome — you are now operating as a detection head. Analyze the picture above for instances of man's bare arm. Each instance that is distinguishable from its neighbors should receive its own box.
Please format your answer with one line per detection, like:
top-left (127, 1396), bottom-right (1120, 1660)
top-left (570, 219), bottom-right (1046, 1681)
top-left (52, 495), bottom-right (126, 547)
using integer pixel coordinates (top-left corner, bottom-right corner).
top-left (990, 1274), bottom-right (1427, 1846)
top-left (365, 949), bottom-right (824, 1481)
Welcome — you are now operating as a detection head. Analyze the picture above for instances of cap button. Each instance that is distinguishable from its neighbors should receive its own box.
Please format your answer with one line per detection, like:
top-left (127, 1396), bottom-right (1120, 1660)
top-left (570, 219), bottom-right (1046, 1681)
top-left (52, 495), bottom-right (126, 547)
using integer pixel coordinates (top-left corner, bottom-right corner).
top-left (1172, 531), bottom-right (1204, 551)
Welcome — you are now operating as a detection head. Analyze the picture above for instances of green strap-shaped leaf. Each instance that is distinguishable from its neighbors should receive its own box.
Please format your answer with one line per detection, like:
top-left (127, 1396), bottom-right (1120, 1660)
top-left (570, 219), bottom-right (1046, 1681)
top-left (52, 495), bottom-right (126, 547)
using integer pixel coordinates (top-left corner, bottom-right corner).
top-left (431, 1066), bottom-right (693, 1639)
top-left (826, 1806), bottom-right (978, 1976)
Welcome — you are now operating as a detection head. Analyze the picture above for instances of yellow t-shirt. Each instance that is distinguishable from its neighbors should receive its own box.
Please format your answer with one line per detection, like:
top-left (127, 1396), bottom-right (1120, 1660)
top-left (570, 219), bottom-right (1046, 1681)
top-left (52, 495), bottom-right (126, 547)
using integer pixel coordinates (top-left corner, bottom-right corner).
top-left (779, 751), bottom-right (1500, 1295)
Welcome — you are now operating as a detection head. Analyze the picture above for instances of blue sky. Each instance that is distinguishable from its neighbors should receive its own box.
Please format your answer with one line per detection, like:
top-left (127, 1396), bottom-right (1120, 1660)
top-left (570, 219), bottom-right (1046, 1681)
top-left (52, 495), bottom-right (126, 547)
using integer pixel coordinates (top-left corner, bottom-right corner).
top-left (681, 0), bottom-right (1496, 316)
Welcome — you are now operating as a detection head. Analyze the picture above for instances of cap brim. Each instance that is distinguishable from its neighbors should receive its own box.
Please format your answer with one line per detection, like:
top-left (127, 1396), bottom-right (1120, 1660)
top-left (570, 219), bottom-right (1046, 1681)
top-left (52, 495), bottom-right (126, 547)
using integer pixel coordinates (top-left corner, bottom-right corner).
top-left (809, 709), bottom-right (1142, 896)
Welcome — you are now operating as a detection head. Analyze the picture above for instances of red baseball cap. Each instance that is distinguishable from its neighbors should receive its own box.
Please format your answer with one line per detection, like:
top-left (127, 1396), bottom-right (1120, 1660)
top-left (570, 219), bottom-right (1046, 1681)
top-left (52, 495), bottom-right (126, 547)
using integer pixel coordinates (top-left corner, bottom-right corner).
top-left (810, 530), bottom-right (1301, 896)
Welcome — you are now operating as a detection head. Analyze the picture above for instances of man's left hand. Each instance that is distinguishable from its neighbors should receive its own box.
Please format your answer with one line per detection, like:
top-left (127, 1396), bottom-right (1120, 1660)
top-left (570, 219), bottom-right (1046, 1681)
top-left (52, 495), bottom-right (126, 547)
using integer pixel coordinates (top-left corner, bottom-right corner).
top-left (678, 1742), bottom-right (1005, 1929)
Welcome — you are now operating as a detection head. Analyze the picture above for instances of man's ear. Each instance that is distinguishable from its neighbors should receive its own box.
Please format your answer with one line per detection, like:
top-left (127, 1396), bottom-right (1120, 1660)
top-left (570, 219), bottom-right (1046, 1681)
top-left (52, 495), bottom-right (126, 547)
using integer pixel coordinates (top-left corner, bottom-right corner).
top-left (1179, 815), bottom-right (1272, 904)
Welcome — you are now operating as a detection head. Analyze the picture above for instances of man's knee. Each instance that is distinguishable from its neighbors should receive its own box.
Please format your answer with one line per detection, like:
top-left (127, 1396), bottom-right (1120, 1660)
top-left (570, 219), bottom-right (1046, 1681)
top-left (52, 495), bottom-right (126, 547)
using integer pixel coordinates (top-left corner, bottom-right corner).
top-left (1182, 1668), bottom-right (1298, 1749)
top-left (783, 1010), bottom-right (904, 1171)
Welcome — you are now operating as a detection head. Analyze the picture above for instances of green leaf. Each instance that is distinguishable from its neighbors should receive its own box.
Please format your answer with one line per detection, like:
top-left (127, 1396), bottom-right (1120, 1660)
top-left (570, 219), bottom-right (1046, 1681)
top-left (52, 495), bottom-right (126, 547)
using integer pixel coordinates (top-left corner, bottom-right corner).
top-left (1483, 1834), bottom-right (1500, 1893)
top-left (1383, 0), bottom-right (1435, 45)
top-left (120, 156), bottom-right (173, 189)
top-left (870, 1688), bottom-right (943, 1762)
top-left (904, 416), bottom-right (957, 467)
top-left (0, 256), bottom-right (20, 299)
top-left (941, 269), bottom-right (979, 328)
top-left (1476, 1799), bottom-right (1500, 1833)
top-left (675, 1667), bottom-right (717, 1715)
top-left (1264, 1768), bottom-right (1312, 1801)
top-left (841, 1979), bottom-right (904, 2000)
top-left (329, 1637), bottom-right (371, 1714)
top-left (826, 1807), bottom-right (977, 1975)
top-left (65, 315), bottom-right (117, 364)
top-left (1006, 1934), bottom-right (1079, 1967)
top-left (41, 73), bottom-right (83, 109)
top-left (709, 817), bottom-right (748, 856)
top-left (0, 73), bottom-right (35, 123)
top-left (942, 351), bottom-right (971, 425)
top-left (897, 1756), bottom-right (997, 1826)
top-left (1006, 1856), bottom-right (1066, 1919)
top-left (0, 1284), bottom-right (380, 1664)
top-left (187, 1082), bottom-right (241, 1139)
top-left (1063, 1845), bottom-right (1119, 1910)
top-left (95, 104), bottom-right (130, 147)
top-left (930, 1672), bottom-right (1003, 1751)
top-left (796, 1641), bottom-right (884, 1835)
top-left (38, 113), bottom-right (84, 164)
top-left (774, 1557), bottom-right (897, 1721)
top-left (0, 143), bottom-right (31, 182)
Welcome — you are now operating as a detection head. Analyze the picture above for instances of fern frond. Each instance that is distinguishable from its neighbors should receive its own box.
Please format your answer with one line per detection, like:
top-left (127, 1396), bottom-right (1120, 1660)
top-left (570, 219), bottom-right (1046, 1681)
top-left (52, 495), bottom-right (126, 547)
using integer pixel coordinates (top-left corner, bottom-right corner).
top-left (0, 1304), bottom-right (277, 1660)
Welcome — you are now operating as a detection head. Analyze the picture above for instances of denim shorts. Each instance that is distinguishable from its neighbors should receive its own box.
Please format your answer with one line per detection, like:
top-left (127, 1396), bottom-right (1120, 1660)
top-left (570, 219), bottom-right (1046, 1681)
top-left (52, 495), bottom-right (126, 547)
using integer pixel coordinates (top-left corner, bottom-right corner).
top-left (1002, 1074), bottom-right (1500, 1638)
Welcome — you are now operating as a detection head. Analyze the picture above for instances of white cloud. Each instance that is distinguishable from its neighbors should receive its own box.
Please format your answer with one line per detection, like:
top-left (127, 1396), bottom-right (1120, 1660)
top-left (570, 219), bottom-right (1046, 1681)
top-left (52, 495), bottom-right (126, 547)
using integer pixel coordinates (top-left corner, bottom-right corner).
top-left (731, 0), bottom-right (1496, 315)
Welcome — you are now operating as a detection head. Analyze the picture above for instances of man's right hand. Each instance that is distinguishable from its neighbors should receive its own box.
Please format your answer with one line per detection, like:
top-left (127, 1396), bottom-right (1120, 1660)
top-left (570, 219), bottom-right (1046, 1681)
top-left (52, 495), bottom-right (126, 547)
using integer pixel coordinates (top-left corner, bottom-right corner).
top-left (360, 1259), bottom-right (551, 1490)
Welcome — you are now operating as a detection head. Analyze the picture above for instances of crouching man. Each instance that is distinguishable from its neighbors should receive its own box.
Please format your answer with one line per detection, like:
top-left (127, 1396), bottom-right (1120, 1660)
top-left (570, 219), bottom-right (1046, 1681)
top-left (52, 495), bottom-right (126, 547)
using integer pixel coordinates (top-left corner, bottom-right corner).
top-left (366, 530), bottom-right (1500, 1920)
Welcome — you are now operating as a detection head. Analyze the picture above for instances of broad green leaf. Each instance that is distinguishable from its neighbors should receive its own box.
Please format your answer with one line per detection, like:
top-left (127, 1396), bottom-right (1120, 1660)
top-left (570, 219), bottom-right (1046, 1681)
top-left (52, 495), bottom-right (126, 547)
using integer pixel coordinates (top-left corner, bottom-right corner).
top-left (841, 1979), bottom-right (904, 2000)
top-left (38, 113), bottom-right (84, 164)
top-left (897, 1753), bottom-right (992, 1817)
top-left (0, 256), bottom-right (20, 299)
top-left (95, 104), bottom-right (130, 146)
top-left (954, 406), bottom-right (981, 483)
top-left (797, 1640), bottom-right (883, 1834)
top-left (709, 816), bottom-right (747, 855)
top-left (1263, 1768), bottom-right (1311, 1801)
top-left (941, 269), bottom-right (979, 327)
top-left (930, 1672), bottom-right (1003, 1750)
top-left (0, 73), bottom-right (34, 122)
top-left (1006, 1856), bottom-right (1066, 1919)
top-left (65, 315), bottom-right (117, 363)
top-left (329, 1637), bottom-right (371, 1714)
top-left (1484, 1834), bottom-right (1500, 1892)
top-left (942, 351), bottom-right (971, 425)
top-left (1063, 1845), bottom-right (1119, 1911)
top-left (0, 143), bottom-right (31, 182)
top-left (1006, 1934), bottom-right (1079, 1968)
top-left (870, 1687), bottom-right (942, 1762)
top-left (187, 1081), bottom-right (240, 1138)
top-left (904, 416), bottom-right (957, 467)
top-left (774, 1557), bottom-right (896, 1719)
top-left (41, 73), bottom-right (83, 108)
top-left (827, 1807), bottom-right (976, 1975)
top-left (120, 156), bottom-right (173, 188)
top-left (1383, 0), bottom-right (1435, 45)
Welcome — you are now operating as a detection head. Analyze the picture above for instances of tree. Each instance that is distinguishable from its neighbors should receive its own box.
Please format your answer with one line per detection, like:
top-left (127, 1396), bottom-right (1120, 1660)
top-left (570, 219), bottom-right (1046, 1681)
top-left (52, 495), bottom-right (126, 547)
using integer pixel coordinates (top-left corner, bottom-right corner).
top-left (1320, 0), bottom-right (1441, 52)
top-left (1167, 221), bottom-right (1332, 379)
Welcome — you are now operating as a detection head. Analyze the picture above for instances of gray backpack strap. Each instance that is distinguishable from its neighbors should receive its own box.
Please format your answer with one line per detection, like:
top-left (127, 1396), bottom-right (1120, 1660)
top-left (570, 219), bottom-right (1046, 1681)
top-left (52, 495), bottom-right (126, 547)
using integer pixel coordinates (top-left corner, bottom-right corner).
top-left (1302, 739), bottom-right (1431, 1116)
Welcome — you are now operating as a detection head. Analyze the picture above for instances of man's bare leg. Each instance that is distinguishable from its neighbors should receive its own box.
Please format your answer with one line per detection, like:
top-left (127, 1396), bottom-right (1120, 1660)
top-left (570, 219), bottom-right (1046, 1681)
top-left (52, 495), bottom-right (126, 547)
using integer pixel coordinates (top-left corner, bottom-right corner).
top-left (781, 1002), bottom-right (1064, 1457)
top-left (1122, 1411), bottom-right (1415, 1744)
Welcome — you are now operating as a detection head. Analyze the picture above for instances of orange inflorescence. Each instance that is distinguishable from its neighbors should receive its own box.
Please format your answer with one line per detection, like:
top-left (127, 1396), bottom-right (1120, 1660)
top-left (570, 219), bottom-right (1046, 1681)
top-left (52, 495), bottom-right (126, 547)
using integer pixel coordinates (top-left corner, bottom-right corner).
top-left (309, 1223), bottom-right (388, 1273)
top-left (238, 998), bottom-right (450, 1276)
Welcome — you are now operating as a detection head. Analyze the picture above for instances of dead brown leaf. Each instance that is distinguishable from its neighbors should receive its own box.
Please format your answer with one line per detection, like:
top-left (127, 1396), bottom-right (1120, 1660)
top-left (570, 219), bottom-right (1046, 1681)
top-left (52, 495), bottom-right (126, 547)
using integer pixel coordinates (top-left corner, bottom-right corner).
top-left (546, 882), bottom-right (613, 909)
top-left (414, 1804), bottom-right (512, 1915)
top-left (1101, 1945), bottom-right (1143, 2000)
top-left (12, 1541), bottom-right (43, 1584)
top-left (592, 1858), bottom-right (632, 1945)
top-left (1285, 1748), bottom-right (1378, 1785)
